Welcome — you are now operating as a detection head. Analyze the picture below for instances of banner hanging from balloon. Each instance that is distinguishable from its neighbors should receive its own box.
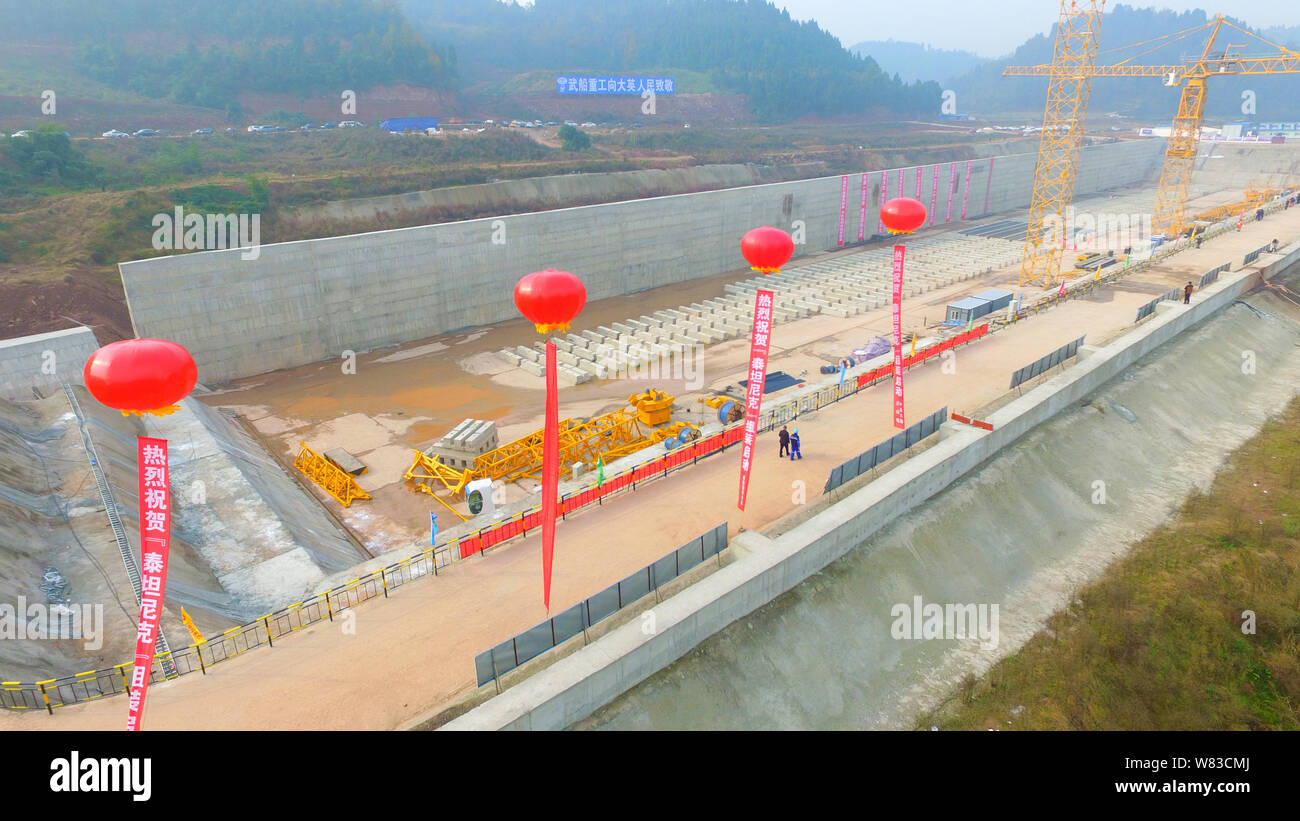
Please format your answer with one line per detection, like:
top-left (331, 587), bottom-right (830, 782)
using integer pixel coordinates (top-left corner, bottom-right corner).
top-left (737, 289), bottom-right (774, 511)
top-left (892, 247), bottom-right (906, 429)
top-left (126, 436), bottom-right (172, 732)
top-left (513, 269), bottom-right (587, 611)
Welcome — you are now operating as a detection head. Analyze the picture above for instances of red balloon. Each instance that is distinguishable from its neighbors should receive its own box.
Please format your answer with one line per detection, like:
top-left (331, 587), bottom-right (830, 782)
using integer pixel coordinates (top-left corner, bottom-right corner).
top-left (83, 339), bottom-right (197, 416)
top-left (880, 197), bottom-right (928, 234)
top-left (741, 226), bottom-right (795, 274)
top-left (514, 269), bottom-right (587, 334)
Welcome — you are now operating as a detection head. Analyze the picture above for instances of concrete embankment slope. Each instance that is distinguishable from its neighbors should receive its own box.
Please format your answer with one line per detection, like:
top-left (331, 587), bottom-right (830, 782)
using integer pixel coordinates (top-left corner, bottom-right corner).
top-left (441, 242), bottom-right (1300, 731)
top-left (119, 139), bottom-right (1166, 385)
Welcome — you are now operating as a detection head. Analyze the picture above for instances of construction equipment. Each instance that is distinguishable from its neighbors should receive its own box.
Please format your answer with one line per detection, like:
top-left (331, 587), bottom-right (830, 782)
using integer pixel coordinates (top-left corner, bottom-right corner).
top-left (1015, 0), bottom-right (1105, 291)
top-left (404, 390), bottom-right (698, 497)
top-left (700, 395), bottom-right (744, 424)
top-left (1005, 11), bottom-right (1300, 287)
top-left (295, 442), bottom-right (372, 508)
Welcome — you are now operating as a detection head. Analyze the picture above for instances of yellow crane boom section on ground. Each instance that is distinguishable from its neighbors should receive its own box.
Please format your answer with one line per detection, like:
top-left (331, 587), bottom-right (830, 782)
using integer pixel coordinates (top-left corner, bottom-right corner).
top-left (404, 389), bottom-right (697, 497)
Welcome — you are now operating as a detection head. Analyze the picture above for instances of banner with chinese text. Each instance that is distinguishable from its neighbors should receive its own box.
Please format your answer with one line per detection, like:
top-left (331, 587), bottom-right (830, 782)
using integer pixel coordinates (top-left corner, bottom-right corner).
top-left (737, 290), bottom-right (775, 511)
top-left (892, 247), bottom-right (906, 429)
top-left (127, 437), bottom-right (171, 731)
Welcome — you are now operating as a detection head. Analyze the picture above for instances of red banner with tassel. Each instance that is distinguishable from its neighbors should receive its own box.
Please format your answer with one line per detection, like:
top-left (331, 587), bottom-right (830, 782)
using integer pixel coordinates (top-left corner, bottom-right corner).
top-left (541, 342), bottom-right (559, 611)
top-left (126, 436), bottom-right (171, 731)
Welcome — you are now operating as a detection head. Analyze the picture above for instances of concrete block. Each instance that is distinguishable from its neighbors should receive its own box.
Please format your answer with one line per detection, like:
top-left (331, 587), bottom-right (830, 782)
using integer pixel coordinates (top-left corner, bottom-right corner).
top-left (519, 359), bottom-right (545, 377)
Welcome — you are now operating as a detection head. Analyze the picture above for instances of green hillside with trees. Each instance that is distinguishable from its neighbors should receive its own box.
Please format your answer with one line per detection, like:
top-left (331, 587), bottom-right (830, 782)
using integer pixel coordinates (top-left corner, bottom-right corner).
top-left (398, 0), bottom-right (940, 122)
top-left (953, 4), bottom-right (1300, 121)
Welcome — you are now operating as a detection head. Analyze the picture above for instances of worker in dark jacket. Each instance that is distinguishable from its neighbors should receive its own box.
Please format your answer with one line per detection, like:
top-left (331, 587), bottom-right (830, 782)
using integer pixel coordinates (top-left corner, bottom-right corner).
top-left (789, 429), bottom-right (802, 460)
top-left (778, 425), bottom-right (790, 458)
top-left (1184, 281), bottom-right (1194, 304)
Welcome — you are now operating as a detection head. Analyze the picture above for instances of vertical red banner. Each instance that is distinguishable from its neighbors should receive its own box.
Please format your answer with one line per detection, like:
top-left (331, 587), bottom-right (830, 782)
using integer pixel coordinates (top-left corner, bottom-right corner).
top-left (737, 290), bottom-right (774, 511)
top-left (892, 246), bottom-right (906, 430)
top-left (983, 157), bottom-right (995, 215)
top-left (877, 170), bottom-right (889, 235)
top-left (837, 175), bottom-right (849, 246)
top-left (914, 166), bottom-right (923, 199)
top-left (929, 165), bottom-right (940, 227)
top-left (541, 341), bottom-right (559, 611)
top-left (857, 173), bottom-right (869, 241)
top-left (945, 162), bottom-right (957, 223)
top-left (127, 436), bottom-right (171, 732)
top-left (960, 159), bottom-right (973, 219)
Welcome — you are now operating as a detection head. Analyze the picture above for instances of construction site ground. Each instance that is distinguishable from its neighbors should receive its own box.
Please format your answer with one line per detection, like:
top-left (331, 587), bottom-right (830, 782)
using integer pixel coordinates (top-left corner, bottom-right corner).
top-left (5, 188), bottom-right (1297, 732)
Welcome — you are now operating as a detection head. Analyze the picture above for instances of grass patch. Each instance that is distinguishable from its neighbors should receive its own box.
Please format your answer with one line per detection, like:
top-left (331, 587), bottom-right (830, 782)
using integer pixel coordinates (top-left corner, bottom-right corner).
top-left (921, 398), bottom-right (1300, 731)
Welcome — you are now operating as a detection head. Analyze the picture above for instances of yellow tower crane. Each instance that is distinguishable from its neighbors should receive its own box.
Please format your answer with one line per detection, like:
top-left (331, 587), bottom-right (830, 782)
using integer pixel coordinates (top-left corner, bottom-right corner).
top-left (1016, 0), bottom-right (1105, 291)
top-left (1004, 12), bottom-right (1300, 288)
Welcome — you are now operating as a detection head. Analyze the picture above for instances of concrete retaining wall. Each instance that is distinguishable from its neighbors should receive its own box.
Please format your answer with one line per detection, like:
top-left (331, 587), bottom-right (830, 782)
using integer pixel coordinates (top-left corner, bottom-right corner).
top-left (0, 327), bottom-right (99, 402)
top-left (120, 140), bottom-right (1167, 385)
top-left (439, 254), bottom-right (1277, 731)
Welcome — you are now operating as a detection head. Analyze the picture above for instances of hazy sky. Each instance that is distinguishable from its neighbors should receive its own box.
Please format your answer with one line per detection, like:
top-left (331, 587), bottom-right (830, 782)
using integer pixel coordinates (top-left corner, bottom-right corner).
top-left (770, 1), bottom-right (1300, 58)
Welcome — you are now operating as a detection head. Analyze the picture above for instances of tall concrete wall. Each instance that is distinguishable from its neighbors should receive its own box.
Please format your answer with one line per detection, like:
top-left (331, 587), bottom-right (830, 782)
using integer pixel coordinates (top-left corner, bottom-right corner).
top-left (120, 139), bottom-right (1167, 385)
top-left (0, 327), bottom-right (99, 402)
top-left (1194, 142), bottom-right (1300, 190)
top-left (439, 254), bottom-right (1283, 731)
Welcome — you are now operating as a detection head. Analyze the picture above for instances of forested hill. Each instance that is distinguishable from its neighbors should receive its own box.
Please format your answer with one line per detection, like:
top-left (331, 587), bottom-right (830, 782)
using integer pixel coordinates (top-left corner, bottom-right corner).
top-left (0, 0), bottom-right (939, 124)
top-left (952, 4), bottom-right (1300, 120)
top-left (0, 0), bottom-right (457, 114)
top-left (850, 40), bottom-right (988, 85)
top-left (396, 0), bottom-right (939, 122)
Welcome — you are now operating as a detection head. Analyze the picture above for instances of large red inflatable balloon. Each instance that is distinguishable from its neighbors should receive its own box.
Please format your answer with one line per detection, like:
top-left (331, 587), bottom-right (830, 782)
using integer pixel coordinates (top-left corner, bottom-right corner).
top-left (83, 339), bottom-right (198, 417)
top-left (741, 226), bottom-right (795, 274)
top-left (514, 269), bottom-right (587, 334)
top-left (880, 197), bottom-right (928, 235)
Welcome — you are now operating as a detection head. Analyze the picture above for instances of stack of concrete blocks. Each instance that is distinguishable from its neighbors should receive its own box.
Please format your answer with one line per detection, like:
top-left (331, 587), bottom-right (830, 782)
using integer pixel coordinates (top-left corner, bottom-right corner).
top-left (495, 232), bottom-right (1027, 376)
top-left (427, 419), bottom-right (499, 470)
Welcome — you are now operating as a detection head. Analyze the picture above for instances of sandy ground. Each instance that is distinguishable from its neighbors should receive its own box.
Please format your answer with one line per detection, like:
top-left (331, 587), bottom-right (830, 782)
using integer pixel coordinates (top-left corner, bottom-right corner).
top-left (6, 201), bottom-right (1298, 732)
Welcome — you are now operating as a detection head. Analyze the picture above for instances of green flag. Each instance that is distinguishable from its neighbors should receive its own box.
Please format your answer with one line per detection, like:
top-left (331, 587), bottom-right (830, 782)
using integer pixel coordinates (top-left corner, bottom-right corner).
top-left (596, 456), bottom-right (604, 487)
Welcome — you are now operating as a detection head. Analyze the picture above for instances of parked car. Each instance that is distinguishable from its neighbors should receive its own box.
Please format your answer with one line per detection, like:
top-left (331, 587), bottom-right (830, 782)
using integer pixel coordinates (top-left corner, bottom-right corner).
top-left (224, 127), bottom-right (236, 134)
top-left (132, 129), bottom-right (159, 137)
top-left (580, 122), bottom-right (596, 128)
top-left (192, 127), bottom-right (214, 135)
top-left (319, 121), bottom-right (338, 129)
top-left (102, 129), bottom-right (130, 138)
top-left (11, 130), bottom-right (33, 138)
top-left (246, 124), bottom-right (271, 132)
top-left (338, 120), bottom-right (365, 128)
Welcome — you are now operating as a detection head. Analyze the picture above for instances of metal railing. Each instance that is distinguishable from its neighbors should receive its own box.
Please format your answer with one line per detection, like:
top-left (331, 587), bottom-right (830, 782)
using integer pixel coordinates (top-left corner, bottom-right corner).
top-left (824, 407), bottom-right (949, 493)
top-left (1010, 335), bottom-right (1087, 389)
top-left (474, 523), bottom-right (729, 686)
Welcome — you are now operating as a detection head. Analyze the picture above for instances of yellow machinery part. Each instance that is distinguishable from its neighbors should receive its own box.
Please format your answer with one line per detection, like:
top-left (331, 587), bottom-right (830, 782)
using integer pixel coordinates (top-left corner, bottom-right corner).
top-left (404, 390), bottom-right (697, 497)
top-left (628, 388), bottom-right (674, 426)
top-left (295, 442), bottom-right (372, 508)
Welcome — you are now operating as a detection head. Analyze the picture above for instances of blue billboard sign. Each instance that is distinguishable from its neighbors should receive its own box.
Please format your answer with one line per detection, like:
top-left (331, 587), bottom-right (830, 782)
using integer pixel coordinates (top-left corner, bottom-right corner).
top-left (556, 76), bottom-right (675, 95)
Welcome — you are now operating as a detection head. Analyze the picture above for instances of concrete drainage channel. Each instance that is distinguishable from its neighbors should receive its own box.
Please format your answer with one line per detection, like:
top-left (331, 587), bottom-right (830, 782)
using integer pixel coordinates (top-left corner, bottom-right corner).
top-left (436, 244), bottom-right (1300, 731)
